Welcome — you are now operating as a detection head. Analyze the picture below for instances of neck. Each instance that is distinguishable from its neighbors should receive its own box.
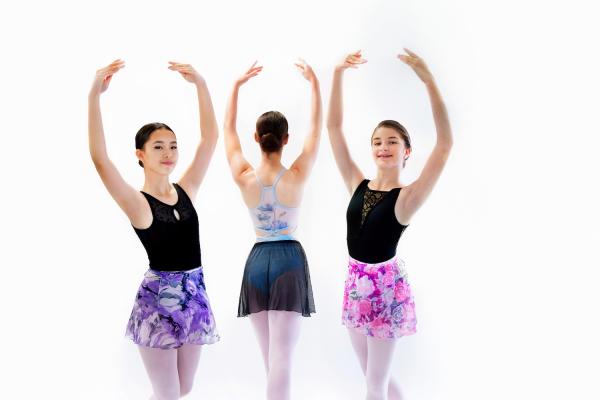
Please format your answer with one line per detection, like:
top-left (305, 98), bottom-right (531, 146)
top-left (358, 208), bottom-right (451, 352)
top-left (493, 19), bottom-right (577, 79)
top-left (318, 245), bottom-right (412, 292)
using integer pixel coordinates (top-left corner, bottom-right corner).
top-left (259, 151), bottom-right (283, 170)
top-left (372, 167), bottom-right (401, 190)
top-left (142, 170), bottom-right (173, 195)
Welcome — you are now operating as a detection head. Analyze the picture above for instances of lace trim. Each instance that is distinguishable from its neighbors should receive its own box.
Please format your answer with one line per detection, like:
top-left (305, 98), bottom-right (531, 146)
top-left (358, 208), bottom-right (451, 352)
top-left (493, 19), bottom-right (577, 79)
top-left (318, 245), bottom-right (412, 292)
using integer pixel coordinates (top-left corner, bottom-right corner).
top-left (361, 189), bottom-right (387, 226)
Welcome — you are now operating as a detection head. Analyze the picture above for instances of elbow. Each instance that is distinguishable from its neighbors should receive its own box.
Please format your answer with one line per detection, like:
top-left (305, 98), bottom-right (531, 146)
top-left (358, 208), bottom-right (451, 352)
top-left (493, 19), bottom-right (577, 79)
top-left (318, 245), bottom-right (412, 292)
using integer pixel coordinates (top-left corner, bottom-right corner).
top-left (90, 156), bottom-right (109, 172)
top-left (326, 122), bottom-right (341, 131)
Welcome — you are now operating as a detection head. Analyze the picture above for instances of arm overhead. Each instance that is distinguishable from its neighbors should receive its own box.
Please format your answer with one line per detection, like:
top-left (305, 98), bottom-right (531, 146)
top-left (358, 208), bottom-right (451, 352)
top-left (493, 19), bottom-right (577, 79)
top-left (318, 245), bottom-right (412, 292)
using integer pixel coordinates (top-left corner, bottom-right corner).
top-left (168, 62), bottom-right (219, 201)
top-left (88, 59), bottom-right (144, 220)
top-left (326, 51), bottom-right (367, 194)
top-left (223, 62), bottom-right (263, 185)
top-left (395, 48), bottom-right (453, 223)
top-left (289, 59), bottom-right (323, 183)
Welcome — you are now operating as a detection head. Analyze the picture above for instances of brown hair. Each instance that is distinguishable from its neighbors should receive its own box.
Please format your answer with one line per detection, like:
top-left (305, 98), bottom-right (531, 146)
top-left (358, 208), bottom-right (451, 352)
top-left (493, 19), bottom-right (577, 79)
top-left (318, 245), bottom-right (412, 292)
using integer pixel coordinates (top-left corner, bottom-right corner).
top-left (372, 120), bottom-right (411, 149)
top-left (256, 111), bottom-right (288, 153)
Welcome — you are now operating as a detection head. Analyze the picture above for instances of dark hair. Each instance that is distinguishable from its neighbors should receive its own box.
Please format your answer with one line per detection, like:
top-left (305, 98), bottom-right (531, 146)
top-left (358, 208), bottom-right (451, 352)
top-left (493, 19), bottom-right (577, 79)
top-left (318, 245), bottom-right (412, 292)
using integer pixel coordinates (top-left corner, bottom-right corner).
top-left (135, 122), bottom-right (175, 168)
top-left (372, 120), bottom-right (411, 149)
top-left (256, 111), bottom-right (288, 153)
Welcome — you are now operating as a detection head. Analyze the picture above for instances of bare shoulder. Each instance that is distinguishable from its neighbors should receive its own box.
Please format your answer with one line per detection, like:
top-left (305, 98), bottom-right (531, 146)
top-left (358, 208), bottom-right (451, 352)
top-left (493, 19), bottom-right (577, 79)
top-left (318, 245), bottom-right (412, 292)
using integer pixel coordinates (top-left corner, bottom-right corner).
top-left (126, 191), bottom-right (153, 230)
top-left (394, 183), bottom-right (416, 225)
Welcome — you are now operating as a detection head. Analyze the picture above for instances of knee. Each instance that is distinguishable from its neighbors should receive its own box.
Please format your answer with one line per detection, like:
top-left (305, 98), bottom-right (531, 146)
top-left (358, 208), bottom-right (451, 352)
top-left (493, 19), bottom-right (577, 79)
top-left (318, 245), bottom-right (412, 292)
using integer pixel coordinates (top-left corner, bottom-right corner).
top-left (179, 380), bottom-right (194, 398)
top-left (269, 352), bottom-right (292, 374)
top-left (365, 377), bottom-right (387, 400)
top-left (153, 387), bottom-right (180, 400)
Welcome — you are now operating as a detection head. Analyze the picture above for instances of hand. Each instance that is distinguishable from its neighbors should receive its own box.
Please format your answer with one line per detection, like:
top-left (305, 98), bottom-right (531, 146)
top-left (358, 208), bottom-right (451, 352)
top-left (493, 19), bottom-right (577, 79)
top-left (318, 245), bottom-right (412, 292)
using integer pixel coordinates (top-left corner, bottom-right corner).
top-left (294, 58), bottom-right (317, 82)
top-left (398, 48), bottom-right (433, 84)
top-left (90, 59), bottom-right (125, 96)
top-left (168, 61), bottom-right (204, 84)
top-left (235, 61), bottom-right (263, 86)
top-left (335, 50), bottom-right (367, 71)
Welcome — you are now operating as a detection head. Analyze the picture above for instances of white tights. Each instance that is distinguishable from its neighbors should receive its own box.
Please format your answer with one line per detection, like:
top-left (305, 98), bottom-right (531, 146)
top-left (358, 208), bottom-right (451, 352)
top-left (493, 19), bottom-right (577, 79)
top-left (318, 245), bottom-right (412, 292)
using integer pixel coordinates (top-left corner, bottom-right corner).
top-left (137, 343), bottom-right (202, 400)
top-left (347, 328), bottom-right (405, 400)
top-left (249, 310), bottom-right (302, 400)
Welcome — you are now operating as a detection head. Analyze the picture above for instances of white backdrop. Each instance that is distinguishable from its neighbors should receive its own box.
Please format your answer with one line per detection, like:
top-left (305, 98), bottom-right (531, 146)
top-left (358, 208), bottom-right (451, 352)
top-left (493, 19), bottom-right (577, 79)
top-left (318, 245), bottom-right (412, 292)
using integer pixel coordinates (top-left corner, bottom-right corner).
top-left (1, 0), bottom-right (599, 399)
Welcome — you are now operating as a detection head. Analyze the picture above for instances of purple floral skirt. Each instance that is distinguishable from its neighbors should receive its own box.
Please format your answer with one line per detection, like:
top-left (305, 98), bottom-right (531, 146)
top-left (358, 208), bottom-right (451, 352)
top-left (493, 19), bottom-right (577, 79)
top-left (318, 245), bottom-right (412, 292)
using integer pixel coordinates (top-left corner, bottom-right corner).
top-left (125, 266), bottom-right (220, 349)
top-left (342, 256), bottom-right (417, 339)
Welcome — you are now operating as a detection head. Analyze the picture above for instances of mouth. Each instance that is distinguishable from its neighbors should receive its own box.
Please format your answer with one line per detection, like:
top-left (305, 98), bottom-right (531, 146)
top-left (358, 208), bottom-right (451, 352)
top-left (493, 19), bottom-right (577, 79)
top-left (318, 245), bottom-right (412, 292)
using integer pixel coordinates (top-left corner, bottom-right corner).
top-left (377, 155), bottom-right (393, 159)
top-left (161, 161), bottom-right (175, 166)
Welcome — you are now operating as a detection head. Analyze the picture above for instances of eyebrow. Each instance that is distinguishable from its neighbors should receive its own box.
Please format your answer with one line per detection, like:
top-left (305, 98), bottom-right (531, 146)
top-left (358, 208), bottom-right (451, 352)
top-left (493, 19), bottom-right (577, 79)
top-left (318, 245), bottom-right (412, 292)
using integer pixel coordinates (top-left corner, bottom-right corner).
top-left (152, 140), bottom-right (178, 144)
top-left (372, 137), bottom-right (399, 141)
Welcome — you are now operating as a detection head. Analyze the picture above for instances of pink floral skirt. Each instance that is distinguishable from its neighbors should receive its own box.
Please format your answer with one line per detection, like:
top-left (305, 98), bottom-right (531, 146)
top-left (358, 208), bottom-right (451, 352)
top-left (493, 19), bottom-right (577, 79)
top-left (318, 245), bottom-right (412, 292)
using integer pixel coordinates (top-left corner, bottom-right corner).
top-left (342, 255), bottom-right (417, 339)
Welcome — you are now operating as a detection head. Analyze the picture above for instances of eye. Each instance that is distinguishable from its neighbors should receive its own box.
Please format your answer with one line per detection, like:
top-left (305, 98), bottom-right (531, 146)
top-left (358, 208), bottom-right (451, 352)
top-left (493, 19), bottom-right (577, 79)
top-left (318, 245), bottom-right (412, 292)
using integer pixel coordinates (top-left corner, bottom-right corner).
top-left (171, 146), bottom-right (178, 150)
top-left (154, 146), bottom-right (163, 150)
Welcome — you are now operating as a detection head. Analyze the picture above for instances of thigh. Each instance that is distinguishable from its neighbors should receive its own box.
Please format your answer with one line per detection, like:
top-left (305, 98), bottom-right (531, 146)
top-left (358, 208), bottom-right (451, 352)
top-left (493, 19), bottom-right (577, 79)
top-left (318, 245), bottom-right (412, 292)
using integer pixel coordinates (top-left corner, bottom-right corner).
top-left (177, 344), bottom-right (202, 387)
top-left (366, 337), bottom-right (397, 381)
top-left (250, 311), bottom-right (270, 370)
top-left (347, 327), bottom-right (368, 374)
top-left (138, 345), bottom-right (180, 397)
top-left (268, 310), bottom-right (302, 353)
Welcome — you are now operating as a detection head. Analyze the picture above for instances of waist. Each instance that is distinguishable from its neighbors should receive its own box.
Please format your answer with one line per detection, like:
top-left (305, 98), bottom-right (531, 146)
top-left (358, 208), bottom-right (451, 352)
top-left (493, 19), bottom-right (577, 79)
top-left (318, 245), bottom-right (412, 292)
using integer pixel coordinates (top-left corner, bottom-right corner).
top-left (348, 254), bottom-right (404, 269)
top-left (256, 233), bottom-right (297, 242)
top-left (145, 265), bottom-right (203, 277)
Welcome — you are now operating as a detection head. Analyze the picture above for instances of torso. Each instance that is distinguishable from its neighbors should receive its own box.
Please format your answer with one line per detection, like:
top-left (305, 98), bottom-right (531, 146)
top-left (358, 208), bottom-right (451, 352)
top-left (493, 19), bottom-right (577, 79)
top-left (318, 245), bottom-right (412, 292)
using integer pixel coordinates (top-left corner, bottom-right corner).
top-left (239, 167), bottom-right (304, 238)
top-left (132, 183), bottom-right (202, 271)
top-left (346, 179), bottom-right (409, 264)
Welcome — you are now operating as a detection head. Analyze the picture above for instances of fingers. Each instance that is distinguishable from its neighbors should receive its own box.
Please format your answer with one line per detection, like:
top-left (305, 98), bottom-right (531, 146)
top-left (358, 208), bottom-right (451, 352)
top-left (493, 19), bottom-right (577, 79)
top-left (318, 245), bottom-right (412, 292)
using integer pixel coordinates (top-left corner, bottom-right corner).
top-left (403, 48), bottom-right (420, 58)
top-left (97, 60), bottom-right (125, 79)
top-left (344, 51), bottom-right (367, 67)
top-left (246, 61), bottom-right (262, 75)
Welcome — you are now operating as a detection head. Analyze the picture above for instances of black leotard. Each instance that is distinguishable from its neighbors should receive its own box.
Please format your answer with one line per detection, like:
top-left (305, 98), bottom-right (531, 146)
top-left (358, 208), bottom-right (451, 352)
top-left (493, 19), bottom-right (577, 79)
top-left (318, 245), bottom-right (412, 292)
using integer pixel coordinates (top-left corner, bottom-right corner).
top-left (133, 183), bottom-right (201, 271)
top-left (346, 179), bottom-right (408, 263)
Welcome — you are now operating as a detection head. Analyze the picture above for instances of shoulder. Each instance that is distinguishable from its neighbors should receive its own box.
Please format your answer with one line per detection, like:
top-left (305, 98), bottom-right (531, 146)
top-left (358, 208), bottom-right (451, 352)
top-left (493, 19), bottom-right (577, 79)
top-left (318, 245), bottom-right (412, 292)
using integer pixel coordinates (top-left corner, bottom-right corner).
top-left (351, 178), bottom-right (369, 195)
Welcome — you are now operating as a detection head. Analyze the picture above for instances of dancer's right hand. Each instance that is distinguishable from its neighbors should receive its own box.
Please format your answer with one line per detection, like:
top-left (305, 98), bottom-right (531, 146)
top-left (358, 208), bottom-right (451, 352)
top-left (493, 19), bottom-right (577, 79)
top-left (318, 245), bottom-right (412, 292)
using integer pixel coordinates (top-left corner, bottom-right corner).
top-left (90, 59), bottom-right (125, 97)
top-left (335, 50), bottom-right (367, 71)
top-left (235, 61), bottom-right (263, 86)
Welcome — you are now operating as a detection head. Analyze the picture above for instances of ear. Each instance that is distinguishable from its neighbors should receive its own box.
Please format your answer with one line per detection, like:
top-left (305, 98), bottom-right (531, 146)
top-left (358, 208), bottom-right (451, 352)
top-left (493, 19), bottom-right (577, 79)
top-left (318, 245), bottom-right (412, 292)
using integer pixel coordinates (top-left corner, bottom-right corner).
top-left (283, 134), bottom-right (289, 145)
top-left (135, 148), bottom-right (145, 163)
top-left (254, 132), bottom-right (260, 143)
top-left (404, 147), bottom-right (412, 160)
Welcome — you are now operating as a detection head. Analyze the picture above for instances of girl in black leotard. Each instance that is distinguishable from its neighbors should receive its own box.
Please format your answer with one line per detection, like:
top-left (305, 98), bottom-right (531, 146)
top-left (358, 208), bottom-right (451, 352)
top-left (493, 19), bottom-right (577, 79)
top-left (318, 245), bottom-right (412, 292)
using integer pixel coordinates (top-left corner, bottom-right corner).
top-left (88, 60), bottom-right (219, 399)
top-left (327, 49), bottom-right (453, 400)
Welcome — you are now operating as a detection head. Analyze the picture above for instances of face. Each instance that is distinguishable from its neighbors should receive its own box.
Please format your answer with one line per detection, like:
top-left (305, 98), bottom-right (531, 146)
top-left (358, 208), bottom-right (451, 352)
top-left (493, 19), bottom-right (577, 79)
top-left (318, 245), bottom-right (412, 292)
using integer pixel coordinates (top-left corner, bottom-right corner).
top-left (136, 129), bottom-right (178, 174)
top-left (371, 127), bottom-right (410, 169)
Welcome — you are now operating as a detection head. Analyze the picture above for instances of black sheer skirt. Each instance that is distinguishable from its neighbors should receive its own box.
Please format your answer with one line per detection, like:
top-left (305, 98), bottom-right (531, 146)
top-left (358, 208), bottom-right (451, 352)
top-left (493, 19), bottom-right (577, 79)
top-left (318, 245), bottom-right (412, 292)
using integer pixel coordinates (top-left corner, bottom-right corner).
top-left (238, 240), bottom-right (316, 317)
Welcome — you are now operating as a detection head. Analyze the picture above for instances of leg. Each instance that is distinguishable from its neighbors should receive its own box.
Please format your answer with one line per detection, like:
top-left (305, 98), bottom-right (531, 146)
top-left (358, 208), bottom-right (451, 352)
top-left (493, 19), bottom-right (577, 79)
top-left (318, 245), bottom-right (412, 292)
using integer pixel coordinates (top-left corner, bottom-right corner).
top-left (365, 337), bottom-right (398, 400)
top-left (138, 346), bottom-right (180, 400)
top-left (249, 310), bottom-right (270, 373)
top-left (347, 328), bottom-right (405, 400)
top-left (347, 327), bottom-right (368, 374)
top-left (267, 310), bottom-right (302, 400)
top-left (176, 344), bottom-right (202, 397)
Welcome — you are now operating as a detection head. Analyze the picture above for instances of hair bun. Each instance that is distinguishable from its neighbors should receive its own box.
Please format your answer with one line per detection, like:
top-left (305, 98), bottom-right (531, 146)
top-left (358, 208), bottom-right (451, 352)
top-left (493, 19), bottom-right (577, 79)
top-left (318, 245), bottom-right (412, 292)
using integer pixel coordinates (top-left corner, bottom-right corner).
top-left (259, 132), bottom-right (282, 153)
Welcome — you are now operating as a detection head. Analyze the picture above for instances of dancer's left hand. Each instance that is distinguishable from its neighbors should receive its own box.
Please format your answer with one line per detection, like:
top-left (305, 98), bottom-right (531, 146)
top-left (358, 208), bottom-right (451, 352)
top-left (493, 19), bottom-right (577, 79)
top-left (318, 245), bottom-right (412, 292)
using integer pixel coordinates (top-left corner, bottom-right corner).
top-left (168, 62), bottom-right (205, 84)
top-left (294, 58), bottom-right (317, 83)
top-left (398, 48), bottom-right (433, 84)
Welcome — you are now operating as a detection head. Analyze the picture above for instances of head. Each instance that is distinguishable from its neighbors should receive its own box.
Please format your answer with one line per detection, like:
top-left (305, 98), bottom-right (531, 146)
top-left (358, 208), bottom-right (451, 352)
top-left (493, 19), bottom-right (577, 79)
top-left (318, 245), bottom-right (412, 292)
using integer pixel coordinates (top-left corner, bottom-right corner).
top-left (254, 111), bottom-right (289, 154)
top-left (371, 120), bottom-right (412, 169)
top-left (135, 122), bottom-right (178, 174)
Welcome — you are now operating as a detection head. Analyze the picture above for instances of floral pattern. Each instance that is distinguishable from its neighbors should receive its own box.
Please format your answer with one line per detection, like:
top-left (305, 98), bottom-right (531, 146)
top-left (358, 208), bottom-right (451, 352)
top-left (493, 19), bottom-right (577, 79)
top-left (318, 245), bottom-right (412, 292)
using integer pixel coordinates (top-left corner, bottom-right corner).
top-left (126, 266), bottom-right (220, 349)
top-left (342, 256), bottom-right (416, 339)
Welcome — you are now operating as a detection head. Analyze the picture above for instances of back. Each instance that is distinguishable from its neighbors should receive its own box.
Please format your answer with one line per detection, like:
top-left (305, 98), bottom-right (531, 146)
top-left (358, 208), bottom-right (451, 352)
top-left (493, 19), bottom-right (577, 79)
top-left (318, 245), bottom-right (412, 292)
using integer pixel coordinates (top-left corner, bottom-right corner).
top-left (247, 168), bottom-right (301, 241)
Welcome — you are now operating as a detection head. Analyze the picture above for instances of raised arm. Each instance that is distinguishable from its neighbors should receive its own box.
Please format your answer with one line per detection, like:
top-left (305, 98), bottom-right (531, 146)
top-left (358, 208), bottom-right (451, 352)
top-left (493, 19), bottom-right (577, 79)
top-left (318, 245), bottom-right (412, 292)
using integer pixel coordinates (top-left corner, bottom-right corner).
top-left (223, 62), bottom-right (262, 185)
top-left (326, 51), bottom-right (367, 194)
top-left (288, 59), bottom-right (322, 183)
top-left (168, 62), bottom-right (218, 201)
top-left (88, 60), bottom-right (145, 221)
top-left (396, 48), bottom-right (453, 223)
